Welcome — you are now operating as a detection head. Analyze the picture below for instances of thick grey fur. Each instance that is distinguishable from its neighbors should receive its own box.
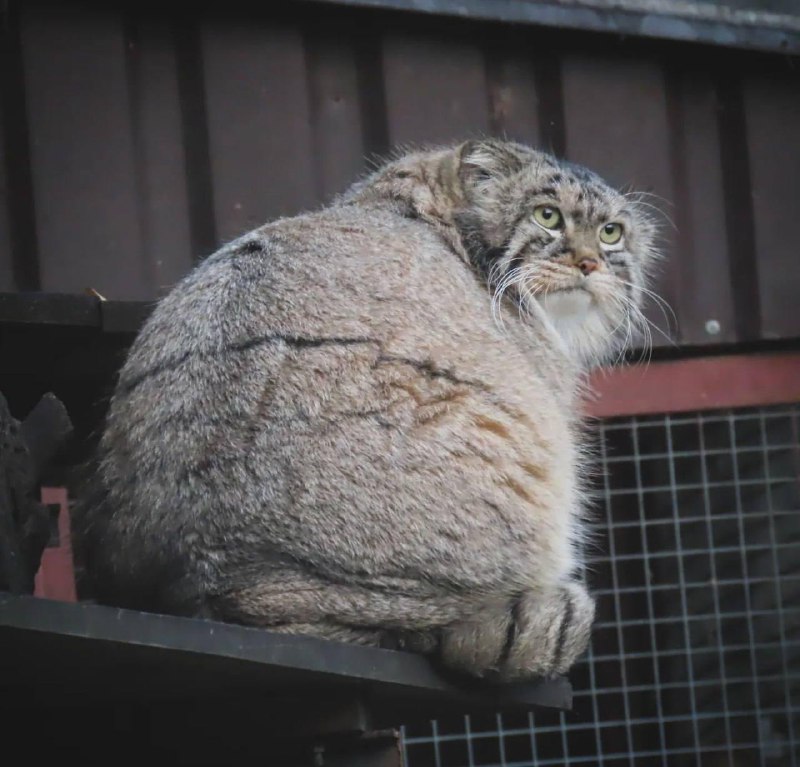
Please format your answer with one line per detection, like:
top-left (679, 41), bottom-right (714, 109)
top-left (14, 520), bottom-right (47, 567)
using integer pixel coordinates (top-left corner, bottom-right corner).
top-left (75, 140), bottom-right (659, 681)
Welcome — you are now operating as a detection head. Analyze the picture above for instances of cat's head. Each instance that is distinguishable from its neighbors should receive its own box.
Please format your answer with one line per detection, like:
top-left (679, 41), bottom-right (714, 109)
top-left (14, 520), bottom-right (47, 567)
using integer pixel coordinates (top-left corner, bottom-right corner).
top-left (345, 139), bottom-right (662, 368)
top-left (453, 139), bottom-right (661, 368)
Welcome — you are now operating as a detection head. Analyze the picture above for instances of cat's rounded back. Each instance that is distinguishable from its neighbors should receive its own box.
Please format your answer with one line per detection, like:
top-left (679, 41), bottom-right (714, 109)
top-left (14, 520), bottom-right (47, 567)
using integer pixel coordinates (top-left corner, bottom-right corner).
top-left (84, 200), bottom-right (580, 613)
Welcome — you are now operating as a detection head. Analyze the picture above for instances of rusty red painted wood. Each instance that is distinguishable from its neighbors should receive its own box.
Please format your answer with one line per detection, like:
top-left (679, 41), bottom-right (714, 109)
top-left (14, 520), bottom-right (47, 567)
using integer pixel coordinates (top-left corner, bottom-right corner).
top-left (34, 487), bottom-right (76, 602)
top-left (587, 353), bottom-right (800, 418)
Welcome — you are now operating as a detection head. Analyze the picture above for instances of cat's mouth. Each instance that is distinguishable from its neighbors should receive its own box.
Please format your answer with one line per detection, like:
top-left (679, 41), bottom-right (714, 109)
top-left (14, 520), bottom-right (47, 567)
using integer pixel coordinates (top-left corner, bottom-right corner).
top-left (541, 282), bottom-right (594, 301)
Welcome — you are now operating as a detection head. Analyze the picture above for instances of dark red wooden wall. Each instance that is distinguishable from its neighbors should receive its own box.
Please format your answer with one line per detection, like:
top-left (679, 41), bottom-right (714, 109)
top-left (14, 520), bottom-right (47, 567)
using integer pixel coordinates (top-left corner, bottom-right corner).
top-left (1, 1), bottom-right (799, 348)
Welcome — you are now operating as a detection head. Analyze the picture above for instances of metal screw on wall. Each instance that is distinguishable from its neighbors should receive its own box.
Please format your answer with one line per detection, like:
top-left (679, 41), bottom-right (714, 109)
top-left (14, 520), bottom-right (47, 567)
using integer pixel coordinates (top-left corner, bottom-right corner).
top-left (705, 319), bottom-right (721, 336)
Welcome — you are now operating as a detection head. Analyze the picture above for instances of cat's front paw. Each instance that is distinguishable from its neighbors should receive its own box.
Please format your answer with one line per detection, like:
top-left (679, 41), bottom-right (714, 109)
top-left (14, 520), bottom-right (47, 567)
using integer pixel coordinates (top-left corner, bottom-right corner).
top-left (438, 581), bottom-right (595, 681)
top-left (501, 581), bottom-right (595, 680)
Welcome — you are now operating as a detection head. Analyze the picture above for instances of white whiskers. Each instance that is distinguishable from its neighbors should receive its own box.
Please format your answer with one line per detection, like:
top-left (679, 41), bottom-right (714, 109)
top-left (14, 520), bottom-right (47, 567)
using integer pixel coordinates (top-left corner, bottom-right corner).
top-left (484, 248), bottom-right (672, 373)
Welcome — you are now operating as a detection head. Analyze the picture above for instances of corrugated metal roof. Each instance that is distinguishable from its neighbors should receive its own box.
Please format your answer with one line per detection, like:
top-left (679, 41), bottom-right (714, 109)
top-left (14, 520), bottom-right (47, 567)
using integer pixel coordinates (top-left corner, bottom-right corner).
top-left (306, 0), bottom-right (800, 53)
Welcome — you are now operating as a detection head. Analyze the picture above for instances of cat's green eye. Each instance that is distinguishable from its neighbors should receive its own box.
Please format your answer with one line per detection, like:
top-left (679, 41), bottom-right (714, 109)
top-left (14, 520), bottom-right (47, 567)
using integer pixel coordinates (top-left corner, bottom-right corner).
top-left (599, 222), bottom-right (623, 245)
top-left (533, 205), bottom-right (563, 230)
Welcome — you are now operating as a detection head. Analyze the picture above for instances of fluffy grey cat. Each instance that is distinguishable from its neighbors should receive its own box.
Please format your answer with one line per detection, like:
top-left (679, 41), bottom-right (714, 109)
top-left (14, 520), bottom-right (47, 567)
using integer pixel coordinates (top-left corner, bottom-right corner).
top-left (76, 140), bottom-right (658, 681)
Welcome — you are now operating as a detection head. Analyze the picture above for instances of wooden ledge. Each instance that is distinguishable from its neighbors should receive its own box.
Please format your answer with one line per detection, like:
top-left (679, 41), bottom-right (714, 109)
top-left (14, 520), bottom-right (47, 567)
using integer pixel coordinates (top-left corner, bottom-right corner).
top-left (0, 593), bottom-right (571, 727)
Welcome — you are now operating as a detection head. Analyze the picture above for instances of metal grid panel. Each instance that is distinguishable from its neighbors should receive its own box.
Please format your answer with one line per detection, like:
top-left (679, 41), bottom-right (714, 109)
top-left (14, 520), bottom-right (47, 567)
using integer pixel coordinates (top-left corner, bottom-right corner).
top-left (403, 404), bottom-right (800, 766)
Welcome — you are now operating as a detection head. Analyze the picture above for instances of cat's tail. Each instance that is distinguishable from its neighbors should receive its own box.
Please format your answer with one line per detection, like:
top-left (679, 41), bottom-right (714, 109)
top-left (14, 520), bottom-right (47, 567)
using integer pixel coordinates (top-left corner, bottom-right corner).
top-left (71, 465), bottom-right (203, 616)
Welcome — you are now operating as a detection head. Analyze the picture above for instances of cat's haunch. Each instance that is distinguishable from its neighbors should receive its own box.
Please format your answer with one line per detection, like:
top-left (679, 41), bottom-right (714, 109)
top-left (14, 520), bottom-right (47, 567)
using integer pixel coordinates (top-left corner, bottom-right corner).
top-left (75, 140), bottom-right (659, 680)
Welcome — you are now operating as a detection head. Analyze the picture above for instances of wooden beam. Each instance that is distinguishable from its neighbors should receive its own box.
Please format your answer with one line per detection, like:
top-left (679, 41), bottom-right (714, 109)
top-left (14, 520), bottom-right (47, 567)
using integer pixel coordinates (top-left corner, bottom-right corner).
top-left (587, 352), bottom-right (800, 418)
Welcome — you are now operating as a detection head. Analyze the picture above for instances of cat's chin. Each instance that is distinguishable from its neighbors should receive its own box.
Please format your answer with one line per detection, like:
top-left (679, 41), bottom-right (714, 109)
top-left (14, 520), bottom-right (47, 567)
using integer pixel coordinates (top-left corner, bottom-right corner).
top-left (538, 287), bottom-right (592, 321)
top-left (536, 288), bottom-right (616, 367)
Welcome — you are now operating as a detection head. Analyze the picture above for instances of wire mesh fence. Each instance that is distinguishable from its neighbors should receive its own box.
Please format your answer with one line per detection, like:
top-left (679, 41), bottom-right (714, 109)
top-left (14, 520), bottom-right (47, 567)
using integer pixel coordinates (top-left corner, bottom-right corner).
top-left (402, 404), bottom-right (800, 766)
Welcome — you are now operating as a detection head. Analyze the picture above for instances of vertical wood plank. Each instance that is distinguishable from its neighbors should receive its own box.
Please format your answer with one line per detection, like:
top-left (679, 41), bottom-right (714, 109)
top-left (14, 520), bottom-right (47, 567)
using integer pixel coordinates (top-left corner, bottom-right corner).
top-left (201, 20), bottom-right (317, 244)
top-left (0, 95), bottom-right (14, 291)
top-left (485, 49), bottom-right (541, 147)
top-left (128, 18), bottom-right (194, 294)
top-left (20, 4), bottom-right (149, 299)
top-left (665, 70), bottom-right (736, 346)
top-left (305, 34), bottom-right (366, 202)
top-left (562, 55), bottom-right (678, 347)
top-left (382, 33), bottom-right (489, 147)
top-left (742, 71), bottom-right (800, 340)
top-left (488, 30), bottom-right (565, 155)
top-left (1, 0), bottom-right (39, 293)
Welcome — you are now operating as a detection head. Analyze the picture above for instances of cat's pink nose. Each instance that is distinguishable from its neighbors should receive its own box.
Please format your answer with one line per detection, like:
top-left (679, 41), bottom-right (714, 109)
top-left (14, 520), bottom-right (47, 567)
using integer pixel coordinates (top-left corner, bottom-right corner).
top-left (577, 257), bottom-right (599, 276)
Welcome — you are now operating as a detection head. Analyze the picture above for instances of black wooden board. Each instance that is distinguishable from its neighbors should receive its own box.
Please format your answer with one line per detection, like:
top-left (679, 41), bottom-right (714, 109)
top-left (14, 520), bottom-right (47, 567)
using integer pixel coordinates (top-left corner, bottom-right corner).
top-left (0, 594), bottom-right (571, 735)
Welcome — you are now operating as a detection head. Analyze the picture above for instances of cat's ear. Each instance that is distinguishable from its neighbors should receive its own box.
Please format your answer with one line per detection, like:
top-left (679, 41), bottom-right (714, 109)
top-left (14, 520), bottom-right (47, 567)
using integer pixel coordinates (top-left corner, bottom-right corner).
top-left (458, 140), bottom-right (526, 186)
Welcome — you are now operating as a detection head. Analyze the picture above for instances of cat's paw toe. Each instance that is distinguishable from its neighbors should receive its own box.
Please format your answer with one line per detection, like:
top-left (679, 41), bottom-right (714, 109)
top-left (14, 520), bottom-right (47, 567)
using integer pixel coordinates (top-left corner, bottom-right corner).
top-left (501, 582), bottom-right (595, 680)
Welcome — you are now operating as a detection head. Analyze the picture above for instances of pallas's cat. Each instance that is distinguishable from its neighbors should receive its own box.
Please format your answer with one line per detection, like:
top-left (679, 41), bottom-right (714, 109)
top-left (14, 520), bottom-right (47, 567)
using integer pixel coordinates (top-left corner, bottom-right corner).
top-left (76, 140), bottom-right (658, 680)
